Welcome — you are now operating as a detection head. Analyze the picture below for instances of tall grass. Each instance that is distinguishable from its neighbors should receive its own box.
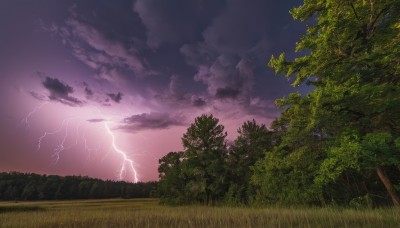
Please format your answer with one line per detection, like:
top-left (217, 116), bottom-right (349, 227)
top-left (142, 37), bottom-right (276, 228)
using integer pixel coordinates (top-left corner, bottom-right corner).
top-left (0, 199), bottom-right (399, 227)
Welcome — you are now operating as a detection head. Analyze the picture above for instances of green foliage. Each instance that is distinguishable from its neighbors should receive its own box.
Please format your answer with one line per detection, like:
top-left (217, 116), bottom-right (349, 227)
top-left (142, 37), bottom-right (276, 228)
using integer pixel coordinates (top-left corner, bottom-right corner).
top-left (182, 114), bottom-right (228, 205)
top-left (349, 194), bottom-right (374, 209)
top-left (226, 120), bottom-right (273, 205)
top-left (263, 0), bottom-right (400, 206)
top-left (272, 0), bottom-right (400, 87)
top-left (252, 145), bottom-right (324, 205)
top-left (361, 132), bottom-right (400, 166)
top-left (157, 151), bottom-right (186, 204)
top-left (317, 132), bottom-right (362, 186)
top-left (0, 172), bottom-right (156, 201)
top-left (158, 114), bottom-right (228, 205)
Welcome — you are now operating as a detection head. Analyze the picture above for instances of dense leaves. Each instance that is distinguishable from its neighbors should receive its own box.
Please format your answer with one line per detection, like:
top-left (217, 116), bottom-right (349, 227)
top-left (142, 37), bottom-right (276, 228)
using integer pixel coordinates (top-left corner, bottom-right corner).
top-left (0, 172), bottom-right (156, 201)
top-left (264, 0), bottom-right (400, 206)
top-left (226, 120), bottom-right (273, 205)
top-left (158, 114), bottom-right (228, 205)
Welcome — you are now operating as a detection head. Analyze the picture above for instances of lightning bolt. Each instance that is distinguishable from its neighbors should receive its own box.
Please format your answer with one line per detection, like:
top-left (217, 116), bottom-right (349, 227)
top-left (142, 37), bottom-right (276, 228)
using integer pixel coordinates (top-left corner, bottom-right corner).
top-left (104, 121), bottom-right (138, 183)
top-left (21, 102), bottom-right (49, 128)
top-left (83, 126), bottom-right (102, 163)
top-left (37, 118), bottom-right (71, 151)
top-left (52, 120), bottom-right (83, 163)
top-left (32, 105), bottom-right (140, 183)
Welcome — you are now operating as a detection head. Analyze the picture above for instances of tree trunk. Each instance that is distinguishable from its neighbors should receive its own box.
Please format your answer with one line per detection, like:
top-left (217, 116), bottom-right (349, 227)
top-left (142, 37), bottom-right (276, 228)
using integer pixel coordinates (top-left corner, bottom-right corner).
top-left (376, 167), bottom-right (400, 206)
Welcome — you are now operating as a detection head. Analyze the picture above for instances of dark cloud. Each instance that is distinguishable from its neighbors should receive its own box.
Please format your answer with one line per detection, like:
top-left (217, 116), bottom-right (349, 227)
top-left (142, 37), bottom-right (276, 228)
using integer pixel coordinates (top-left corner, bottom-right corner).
top-left (133, 0), bottom-right (224, 48)
top-left (240, 97), bottom-right (280, 118)
top-left (87, 118), bottom-right (106, 123)
top-left (41, 77), bottom-right (83, 106)
top-left (43, 77), bottom-right (73, 95)
top-left (168, 75), bottom-right (181, 95)
top-left (85, 87), bottom-right (93, 96)
top-left (192, 55), bottom-right (255, 100)
top-left (215, 87), bottom-right (240, 100)
top-left (107, 92), bottom-right (123, 103)
top-left (66, 18), bottom-right (145, 73)
top-left (177, 0), bottom-right (296, 109)
top-left (119, 112), bottom-right (186, 132)
top-left (38, 1), bottom-right (301, 118)
top-left (180, 43), bottom-right (218, 66)
top-left (178, 0), bottom-right (272, 97)
top-left (191, 96), bottom-right (207, 107)
top-left (47, 16), bottom-right (149, 84)
top-left (153, 75), bottom-right (197, 109)
top-left (202, 0), bottom-right (273, 54)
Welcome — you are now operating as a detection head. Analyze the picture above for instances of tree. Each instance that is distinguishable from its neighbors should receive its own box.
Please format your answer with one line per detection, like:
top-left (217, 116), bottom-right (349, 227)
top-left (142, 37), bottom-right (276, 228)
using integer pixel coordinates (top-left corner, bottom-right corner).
top-left (252, 94), bottom-right (328, 205)
top-left (266, 0), bottom-right (400, 206)
top-left (157, 151), bottom-right (186, 204)
top-left (226, 120), bottom-right (273, 205)
top-left (39, 176), bottom-right (59, 200)
top-left (78, 181), bottom-right (92, 199)
top-left (89, 182), bottom-right (104, 199)
top-left (0, 172), bottom-right (156, 201)
top-left (181, 114), bottom-right (228, 205)
top-left (21, 182), bottom-right (39, 200)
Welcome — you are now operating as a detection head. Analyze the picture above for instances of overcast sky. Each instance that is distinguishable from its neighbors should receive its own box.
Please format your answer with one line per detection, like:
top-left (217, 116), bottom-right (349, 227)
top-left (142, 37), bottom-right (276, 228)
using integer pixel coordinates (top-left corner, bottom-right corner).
top-left (0, 0), bottom-right (308, 182)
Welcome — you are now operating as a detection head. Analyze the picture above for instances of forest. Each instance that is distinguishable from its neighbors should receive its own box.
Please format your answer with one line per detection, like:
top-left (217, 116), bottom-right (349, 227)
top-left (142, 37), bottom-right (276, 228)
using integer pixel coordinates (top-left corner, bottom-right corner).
top-left (157, 0), bottom-right (400, 207)
top-left (0, 172), bottom-right (156, 201)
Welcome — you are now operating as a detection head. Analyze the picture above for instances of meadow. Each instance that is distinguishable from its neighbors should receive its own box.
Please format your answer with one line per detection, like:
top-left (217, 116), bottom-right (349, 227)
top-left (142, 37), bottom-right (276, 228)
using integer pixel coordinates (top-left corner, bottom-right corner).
top-left (0, 199), bottom-right (399, 227)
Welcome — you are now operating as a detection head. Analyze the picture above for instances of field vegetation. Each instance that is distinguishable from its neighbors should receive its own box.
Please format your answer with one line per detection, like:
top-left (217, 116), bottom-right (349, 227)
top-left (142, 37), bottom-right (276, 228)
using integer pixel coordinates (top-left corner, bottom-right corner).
top-left (1, 199), bottom-right (399, 227)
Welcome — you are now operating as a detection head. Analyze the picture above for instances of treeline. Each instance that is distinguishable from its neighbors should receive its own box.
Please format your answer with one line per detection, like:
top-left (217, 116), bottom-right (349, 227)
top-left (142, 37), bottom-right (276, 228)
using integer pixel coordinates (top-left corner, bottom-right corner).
top-left (158, 0), bottom-right (400, 207)
top-left (0, 172), bottom-right (156, 201)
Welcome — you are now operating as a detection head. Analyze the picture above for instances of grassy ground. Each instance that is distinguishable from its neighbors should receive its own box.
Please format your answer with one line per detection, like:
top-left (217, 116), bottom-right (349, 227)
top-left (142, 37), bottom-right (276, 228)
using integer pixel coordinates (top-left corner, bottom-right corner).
top-left (0, 199), bottom-right (399, 227)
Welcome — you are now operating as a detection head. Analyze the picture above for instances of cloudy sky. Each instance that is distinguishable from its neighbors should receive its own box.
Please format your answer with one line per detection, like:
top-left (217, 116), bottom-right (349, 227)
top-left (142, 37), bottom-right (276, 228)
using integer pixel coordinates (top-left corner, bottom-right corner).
top-left (0, 0), bottom-right (308, 182)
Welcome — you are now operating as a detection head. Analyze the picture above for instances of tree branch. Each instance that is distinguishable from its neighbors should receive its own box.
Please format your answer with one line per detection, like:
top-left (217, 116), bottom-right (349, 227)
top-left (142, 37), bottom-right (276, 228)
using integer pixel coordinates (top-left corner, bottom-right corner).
top-left (368, 6), bottom-right (390, 35)
top-left (350, 3), bottom-right (360, 21)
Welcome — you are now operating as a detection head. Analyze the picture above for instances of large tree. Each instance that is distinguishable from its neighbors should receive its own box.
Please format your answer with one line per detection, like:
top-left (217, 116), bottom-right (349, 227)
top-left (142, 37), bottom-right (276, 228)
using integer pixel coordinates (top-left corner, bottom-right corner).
top-left (262, 0), bottom-right (400, 206)
top-left (181, 114), bottom-right (228, 205)
top-left (252, 93), bottom-right (328, 205)
top-left (226, 120), bottom-right (273, 205)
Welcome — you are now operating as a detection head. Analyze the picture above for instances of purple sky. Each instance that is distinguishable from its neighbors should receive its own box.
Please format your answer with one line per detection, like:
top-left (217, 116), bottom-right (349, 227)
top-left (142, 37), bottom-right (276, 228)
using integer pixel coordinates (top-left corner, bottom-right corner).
top-left (0, 0), bottom-right (308, 182)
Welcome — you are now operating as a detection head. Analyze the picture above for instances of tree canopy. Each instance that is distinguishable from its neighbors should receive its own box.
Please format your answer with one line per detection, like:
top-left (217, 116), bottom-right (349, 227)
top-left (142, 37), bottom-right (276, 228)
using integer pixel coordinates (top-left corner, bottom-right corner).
top-left (265, 0), bottom-right (400, 206)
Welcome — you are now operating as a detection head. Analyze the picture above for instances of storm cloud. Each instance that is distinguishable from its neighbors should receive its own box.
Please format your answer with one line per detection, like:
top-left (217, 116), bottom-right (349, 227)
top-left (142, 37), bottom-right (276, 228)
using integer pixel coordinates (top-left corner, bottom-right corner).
top-left (83, 82), bottom-right (94, 98)
top-left (133, 0), bottom-right (224, 48)
top-left (41, 77), bottom-right (83, 106)
top-left (215, 87), bottom-right (241, 100)
top-left (119, 112), bottom-right (186, 132)
top-left (107, 92), bottom-right (123, 103)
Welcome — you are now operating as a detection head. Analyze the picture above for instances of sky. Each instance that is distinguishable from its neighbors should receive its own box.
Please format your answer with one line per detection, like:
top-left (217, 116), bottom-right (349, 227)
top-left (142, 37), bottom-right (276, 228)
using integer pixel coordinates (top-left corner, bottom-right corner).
top-left (0, 0), bottom-right (308, 182)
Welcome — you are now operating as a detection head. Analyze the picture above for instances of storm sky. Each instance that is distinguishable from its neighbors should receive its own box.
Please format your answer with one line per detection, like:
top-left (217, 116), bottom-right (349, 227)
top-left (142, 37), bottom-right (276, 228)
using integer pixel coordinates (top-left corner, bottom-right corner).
top-left (0, 0), bottom-right (308, 182)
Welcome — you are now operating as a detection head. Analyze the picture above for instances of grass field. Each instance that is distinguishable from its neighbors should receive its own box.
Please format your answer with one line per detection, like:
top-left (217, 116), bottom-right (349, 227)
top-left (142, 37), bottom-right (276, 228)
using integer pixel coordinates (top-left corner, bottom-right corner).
top-left (0, 199), bottom-right (399, 227)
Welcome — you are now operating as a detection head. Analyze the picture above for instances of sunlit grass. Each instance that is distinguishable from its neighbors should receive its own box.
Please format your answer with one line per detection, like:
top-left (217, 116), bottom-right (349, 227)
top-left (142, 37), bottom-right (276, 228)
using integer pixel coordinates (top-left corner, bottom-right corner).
top-left (0, 199), bottom-right (399, 227)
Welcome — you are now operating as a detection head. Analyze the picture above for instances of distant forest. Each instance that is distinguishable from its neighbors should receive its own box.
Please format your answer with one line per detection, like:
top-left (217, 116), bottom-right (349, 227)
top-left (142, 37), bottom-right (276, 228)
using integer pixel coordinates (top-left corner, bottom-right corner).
top-left (0, 172), bottom-right (156, 201)
top-left (158, 0), bottom-right (400, 207)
